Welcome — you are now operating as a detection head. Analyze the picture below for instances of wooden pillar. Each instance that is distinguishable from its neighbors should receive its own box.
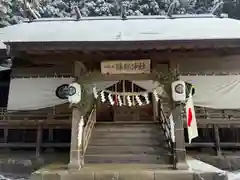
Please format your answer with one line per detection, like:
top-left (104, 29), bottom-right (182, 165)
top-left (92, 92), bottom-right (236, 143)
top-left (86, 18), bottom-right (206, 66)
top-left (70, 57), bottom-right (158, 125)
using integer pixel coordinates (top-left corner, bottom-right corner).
top-left (68, 107), bottom-right (84, 170)
top-left (170, 59), bottom-right (188, 169)
top-left (36, 123), bottom-right (42, 157)
top-left (214, 125), bottom-right (222, 156)
top-left (172, 103), bottom-right (188, 169)
top-left (4, 128), bottom-right (8, 143)
top-left (68, 60), bottom-right (95, 170)
top-left (152, 95), bottom-right (158, 121)
top-left (47, 114), bottom-right (54, 145)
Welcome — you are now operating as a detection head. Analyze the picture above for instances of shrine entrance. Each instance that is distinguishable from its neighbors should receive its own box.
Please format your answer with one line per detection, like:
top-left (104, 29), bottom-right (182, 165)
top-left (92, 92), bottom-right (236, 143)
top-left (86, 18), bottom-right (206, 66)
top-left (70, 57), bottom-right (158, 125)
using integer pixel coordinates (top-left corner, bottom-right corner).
top-left (96, 80), bottom-right (154, 122)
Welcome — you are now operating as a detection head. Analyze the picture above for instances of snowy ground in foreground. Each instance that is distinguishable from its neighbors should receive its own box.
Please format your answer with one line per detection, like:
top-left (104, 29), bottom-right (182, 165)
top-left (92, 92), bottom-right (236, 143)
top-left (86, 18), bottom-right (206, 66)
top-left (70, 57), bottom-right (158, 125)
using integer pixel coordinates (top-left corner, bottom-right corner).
top-left (1, 158), bottom-right (240, 180)
top-left (0, 174), bottom-right (29, 180)
top-left (187, 157), bottom-right (240, 180)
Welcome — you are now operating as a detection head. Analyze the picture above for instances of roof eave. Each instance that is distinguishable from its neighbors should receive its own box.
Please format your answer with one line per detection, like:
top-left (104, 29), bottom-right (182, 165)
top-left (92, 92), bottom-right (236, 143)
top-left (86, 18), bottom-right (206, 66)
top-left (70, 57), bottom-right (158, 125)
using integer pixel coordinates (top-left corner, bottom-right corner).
top-left (5, 39), bottom-right (240, 53)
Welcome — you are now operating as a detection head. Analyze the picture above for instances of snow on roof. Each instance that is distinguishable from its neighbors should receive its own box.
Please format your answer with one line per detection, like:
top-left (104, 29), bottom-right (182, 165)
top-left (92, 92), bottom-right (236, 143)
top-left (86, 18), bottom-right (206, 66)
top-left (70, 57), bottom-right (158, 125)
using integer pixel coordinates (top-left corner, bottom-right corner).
top-left (0, 30), bottom-right (6, 49)
top-left (0, 42), bottom-right (5, 50)
top-left (1, 16), bottom-right (240, 44)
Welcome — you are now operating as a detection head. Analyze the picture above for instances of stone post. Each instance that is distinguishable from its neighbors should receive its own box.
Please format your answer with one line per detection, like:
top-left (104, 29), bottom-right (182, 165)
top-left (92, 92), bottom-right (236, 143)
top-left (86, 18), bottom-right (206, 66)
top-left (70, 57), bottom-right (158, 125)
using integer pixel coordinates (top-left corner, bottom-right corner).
top-left (68, 106), bottom-right (84, 170)
top-left (172, 103), bottom-right (188, 170)
top-left (169, 59), bottom-right (188, 169)
top-left (68, 61), bottom-right (86, 170)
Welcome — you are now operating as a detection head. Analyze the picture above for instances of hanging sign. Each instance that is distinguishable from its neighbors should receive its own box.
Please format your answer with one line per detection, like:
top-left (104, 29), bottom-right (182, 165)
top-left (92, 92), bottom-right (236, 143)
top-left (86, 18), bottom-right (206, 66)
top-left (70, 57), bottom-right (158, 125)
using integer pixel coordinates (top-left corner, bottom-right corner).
top-left (101, 59), bottom-right (151, 74)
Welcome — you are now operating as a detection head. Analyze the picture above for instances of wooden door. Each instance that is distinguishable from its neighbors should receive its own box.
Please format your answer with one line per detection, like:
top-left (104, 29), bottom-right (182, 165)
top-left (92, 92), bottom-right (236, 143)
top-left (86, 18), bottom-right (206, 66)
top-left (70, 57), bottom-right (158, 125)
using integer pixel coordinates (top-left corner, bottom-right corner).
top-left (96, 100), bottom-right (114, 121)
top-left (113, 105), bottom-right (153, 121)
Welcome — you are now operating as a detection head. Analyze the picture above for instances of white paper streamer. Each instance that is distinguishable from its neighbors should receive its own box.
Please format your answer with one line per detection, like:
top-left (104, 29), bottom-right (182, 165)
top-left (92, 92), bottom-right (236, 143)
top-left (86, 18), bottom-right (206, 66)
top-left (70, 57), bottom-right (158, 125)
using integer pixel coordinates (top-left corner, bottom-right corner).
top-left (153, 90), bottom-right (159, 102)
top-left (117, 95), bottom-right (123, 106)
top-left (143, 93), bottom-right (150, 104)
top-left (135, 95), bottom-right (143, 106)
top-left (100, 91), bottom-right (106, 102)
top-left (93, 86), bottom-right (98, 99)
top-left (169, 113), bottom-right (175, 142)
top-left (127, 95), bottom-right (132, 106)
top-left (108, 93), bottom-right (114, 106)
top-left (77, 116), bottom-right (84, 147)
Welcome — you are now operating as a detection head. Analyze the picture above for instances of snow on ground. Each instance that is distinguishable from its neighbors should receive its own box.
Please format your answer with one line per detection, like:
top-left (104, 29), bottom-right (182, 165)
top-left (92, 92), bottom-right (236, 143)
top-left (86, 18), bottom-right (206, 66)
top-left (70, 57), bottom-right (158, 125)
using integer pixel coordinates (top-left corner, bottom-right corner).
top-left (187, 157), bottom-right (240, 180)
top-left (0, 174), bottom-right (29, 180)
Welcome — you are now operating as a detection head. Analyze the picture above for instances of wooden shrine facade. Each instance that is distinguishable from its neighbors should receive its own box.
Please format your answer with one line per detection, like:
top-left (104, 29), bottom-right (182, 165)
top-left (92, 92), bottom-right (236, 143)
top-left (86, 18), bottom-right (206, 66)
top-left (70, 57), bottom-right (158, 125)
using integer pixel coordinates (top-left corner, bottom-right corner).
top-left (6, 45), bottom-right (240, 170)
top-left (2, 15), bottom-right (240, 170)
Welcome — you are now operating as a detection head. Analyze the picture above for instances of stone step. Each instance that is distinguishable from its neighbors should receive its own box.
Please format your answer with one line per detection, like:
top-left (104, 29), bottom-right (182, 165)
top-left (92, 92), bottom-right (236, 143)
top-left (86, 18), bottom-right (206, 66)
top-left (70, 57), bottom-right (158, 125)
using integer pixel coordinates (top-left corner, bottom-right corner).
top-left (84, 154), bottom-right (172, 164)
top-left (95, 123), bottom-right (160, 128)
top-left (88, 138), bottom-right (165, 146)
top-left (96, 121), bottom-right (158, 125)
top-left (91, 132), bottom-right (164, 139)
top-left (33, 164), bottom-right (226, 180)
top-left (93, 125), bottom-right (162, 133)
top-left (86, 145), bottom-right (170, 155)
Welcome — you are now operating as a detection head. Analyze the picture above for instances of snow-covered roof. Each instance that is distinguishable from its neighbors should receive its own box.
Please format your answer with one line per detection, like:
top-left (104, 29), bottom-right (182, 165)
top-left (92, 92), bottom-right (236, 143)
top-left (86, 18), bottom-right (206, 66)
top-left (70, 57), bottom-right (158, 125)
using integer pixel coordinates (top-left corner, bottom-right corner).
top-left (2, 16), bottom-right (240, 44)
top-left (0, 30), bottom-right (6, 50)
top-left (0, 42), bottom-right (5, 50)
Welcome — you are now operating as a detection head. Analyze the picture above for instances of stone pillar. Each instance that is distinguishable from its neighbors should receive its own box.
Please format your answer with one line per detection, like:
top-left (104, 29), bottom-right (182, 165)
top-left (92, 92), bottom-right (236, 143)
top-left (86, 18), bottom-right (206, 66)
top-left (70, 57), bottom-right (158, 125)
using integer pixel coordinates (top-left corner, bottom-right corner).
top-left (172, 103), bottom-right (188, 170)
top-left (68, 106), bottom-right (84, 170)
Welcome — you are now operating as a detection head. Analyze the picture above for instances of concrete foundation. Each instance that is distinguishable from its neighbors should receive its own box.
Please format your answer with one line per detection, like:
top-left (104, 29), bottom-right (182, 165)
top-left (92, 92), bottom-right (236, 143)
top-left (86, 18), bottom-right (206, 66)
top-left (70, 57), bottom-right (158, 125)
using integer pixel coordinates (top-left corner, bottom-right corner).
top-left (30, 164), bottom-right (228, 180)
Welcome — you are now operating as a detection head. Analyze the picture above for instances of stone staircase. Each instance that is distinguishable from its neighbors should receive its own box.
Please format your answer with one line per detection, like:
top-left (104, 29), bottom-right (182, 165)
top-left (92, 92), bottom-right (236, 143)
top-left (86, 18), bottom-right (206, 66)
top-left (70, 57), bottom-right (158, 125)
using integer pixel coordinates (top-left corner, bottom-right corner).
top-left (85, 121), bottom-right (172, 165)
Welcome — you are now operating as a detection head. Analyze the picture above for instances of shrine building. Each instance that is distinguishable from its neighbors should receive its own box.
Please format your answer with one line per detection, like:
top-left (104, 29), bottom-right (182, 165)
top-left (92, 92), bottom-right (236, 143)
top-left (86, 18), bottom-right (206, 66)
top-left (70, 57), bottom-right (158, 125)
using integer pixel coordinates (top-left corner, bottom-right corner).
top-left (1, 12), bottom-right (240, 180)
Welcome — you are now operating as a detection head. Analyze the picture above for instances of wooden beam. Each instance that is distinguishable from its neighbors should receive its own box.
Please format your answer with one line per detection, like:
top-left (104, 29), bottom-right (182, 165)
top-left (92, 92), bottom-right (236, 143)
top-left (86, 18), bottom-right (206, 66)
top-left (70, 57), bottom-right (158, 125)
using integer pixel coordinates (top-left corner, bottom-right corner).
top-left (11, 65), bottom-right (74, 78)
top-left (186, 142), bottom-right (240, 148)
top-left (0, 120), bottom-right (71, 128)
top-left (0, 142), bottom-right (70, 148)
top-left (196, 119), bottom-right (240, 125)
top-left (8, 39), bottom-right (240, 52)
top-left (12, 48), bottom-right (240, 72)
top-left (0, 142), bottom-right (239, 149)
top-left (21, 48), bottom-right (240, 60)
top-left (182, 119), bottom-right (240, 128)
top-left (83, 73), bottom-right (156, 82)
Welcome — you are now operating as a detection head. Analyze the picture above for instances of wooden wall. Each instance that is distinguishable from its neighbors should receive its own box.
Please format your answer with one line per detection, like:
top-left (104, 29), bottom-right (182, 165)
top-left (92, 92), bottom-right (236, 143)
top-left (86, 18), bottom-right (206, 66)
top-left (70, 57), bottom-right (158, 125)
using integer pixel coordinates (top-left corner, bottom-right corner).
top-left (11, 65), bottom-right (74, 78)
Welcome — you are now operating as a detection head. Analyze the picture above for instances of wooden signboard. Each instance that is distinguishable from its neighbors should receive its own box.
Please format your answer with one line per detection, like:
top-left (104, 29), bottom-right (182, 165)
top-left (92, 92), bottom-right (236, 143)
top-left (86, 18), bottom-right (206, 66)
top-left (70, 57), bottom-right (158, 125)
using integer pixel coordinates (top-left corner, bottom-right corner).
top-left (101, 59), bottom-right (151, 74)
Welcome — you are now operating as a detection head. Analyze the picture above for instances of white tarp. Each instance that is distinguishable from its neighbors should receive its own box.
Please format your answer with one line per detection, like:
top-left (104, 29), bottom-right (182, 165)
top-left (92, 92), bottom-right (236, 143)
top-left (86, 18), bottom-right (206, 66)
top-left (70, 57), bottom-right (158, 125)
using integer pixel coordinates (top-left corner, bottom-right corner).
top-left (177, 55), bottom-right (240, 74)
top-left (132, 80), bottom-right (166, 97)
top-left (7, 77), bottom-right (74, 111)
top-left (7, 78), bottom-right (165, 111)
top-left (10, 76), bottom-right (240, 110)
top-left (181, 75), bottom-right (240, 109)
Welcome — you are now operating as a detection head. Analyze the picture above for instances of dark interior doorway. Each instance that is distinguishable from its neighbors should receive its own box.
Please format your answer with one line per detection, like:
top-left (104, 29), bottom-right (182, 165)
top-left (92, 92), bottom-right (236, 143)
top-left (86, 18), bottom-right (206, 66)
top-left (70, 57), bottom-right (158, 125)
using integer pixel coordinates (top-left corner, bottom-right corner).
top-left (0, 69), bottom-right (11, 108)
top-left (96, 80), bottom-right (153, 122)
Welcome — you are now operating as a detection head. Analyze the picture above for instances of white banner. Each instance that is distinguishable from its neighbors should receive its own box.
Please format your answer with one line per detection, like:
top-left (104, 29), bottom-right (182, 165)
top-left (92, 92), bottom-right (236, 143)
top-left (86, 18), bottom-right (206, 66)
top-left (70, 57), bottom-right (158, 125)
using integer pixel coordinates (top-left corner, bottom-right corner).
top-left (7, 78), bottom-right (167, 111)
top-left (7, 77), bottom-right (74, 111)
top-left (177, 55), bottom-right (240, 74)
top-left (101, 59), bottom-right (151, 74)
top-left (181, 75), bottom-right (240, 109)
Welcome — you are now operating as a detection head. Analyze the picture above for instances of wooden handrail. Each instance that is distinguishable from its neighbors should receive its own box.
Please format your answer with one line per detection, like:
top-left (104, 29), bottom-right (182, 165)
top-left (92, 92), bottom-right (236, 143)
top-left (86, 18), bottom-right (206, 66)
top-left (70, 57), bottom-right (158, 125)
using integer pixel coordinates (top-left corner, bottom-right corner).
top-left (159, 106), bottom-right (177, 169)
top-left (159, 108), bottom-right (172, 145)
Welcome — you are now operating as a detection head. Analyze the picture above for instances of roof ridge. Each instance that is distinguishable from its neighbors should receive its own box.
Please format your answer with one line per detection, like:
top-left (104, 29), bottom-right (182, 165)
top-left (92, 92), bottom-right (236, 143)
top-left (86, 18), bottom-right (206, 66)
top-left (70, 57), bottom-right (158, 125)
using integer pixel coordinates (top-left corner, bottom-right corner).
top-left (27, 14), bottom-right (228, 23)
